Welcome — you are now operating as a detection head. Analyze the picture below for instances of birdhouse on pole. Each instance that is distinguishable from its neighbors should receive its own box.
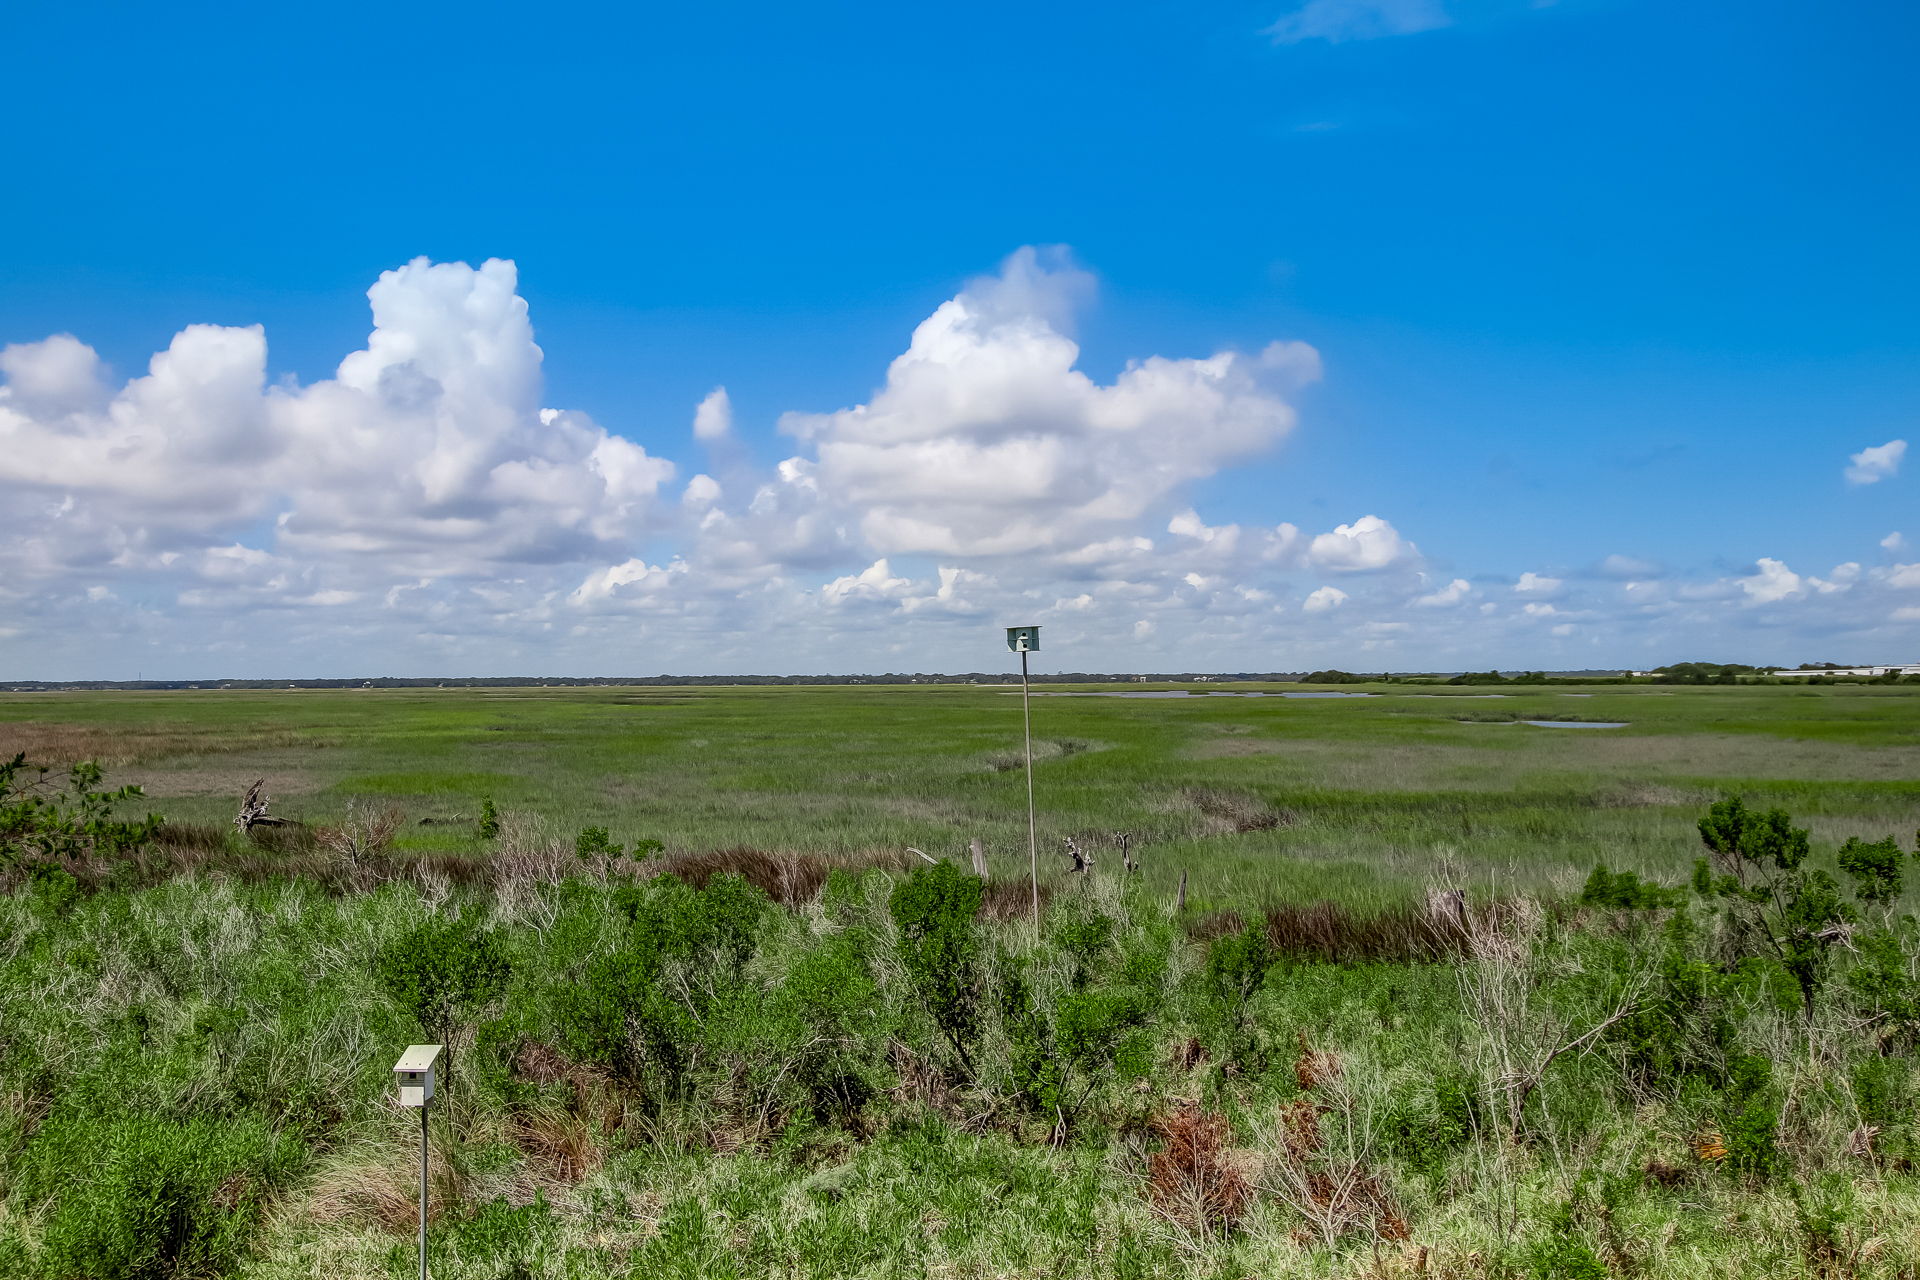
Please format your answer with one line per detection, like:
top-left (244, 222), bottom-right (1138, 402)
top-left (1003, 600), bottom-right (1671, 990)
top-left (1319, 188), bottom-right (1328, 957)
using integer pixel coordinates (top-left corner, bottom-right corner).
top-left (1006, 625), bottom-right (1040, 653)
top-left (393, 1044), bottom-right (441, 1108)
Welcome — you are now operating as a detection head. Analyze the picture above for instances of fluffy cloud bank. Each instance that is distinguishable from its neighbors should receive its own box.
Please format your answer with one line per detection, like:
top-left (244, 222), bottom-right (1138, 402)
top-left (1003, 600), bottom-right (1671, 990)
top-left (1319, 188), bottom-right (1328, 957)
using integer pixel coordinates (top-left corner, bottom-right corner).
top-left (3, 249), bottom-right (1915, 678)
top-left (0, 258), bottom-right (673, 602)
top-left (778, 248), bottom-right (1320, 559)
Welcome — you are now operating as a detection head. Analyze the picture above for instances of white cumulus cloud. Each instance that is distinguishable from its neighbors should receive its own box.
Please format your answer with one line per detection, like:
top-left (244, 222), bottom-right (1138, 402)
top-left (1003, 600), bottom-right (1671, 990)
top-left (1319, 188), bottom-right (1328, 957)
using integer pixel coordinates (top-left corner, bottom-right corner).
top-left (1414, 578), bottom-right (1471, 607)
top-left (693, 387), bottom-right (733, 441)
top-left (1303, 585), bottom-right (1349, 613)
top-left (776, 247), bottom-right (1319, 560)
top-left (0, 257), bottom-right (675, 599)
top-left (821, 559), bottom-right (915, 607)
top-left (1307, 515), bottom-right (1416, 572)
top-left (1846, 439), bottom-right (1906, 485)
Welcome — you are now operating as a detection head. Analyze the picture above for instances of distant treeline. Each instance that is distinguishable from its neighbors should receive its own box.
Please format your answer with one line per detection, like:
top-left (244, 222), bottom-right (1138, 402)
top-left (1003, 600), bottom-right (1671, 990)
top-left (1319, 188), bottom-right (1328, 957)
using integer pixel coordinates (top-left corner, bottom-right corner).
top-left (3, 672), bottom-right (1316, 692)
top-left (9, 663), bottom-right (1913, 692)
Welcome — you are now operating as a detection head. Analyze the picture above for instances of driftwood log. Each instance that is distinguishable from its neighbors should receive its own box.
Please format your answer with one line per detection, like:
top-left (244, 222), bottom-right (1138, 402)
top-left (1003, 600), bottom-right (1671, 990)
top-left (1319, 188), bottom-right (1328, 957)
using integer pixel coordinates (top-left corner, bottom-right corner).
top-left (233, 779), bottom-right (295, 833)
top-left (1062, 836), bottom-right (1092, 874)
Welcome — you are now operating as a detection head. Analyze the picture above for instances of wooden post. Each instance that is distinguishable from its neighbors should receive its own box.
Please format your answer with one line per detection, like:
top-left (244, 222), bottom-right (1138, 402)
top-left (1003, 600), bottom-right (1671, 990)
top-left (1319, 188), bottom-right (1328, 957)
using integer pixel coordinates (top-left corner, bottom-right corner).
top-left (1176, 868), bottom-right (1188, 913)
top-left (969, 837), bottom-right (988, 878)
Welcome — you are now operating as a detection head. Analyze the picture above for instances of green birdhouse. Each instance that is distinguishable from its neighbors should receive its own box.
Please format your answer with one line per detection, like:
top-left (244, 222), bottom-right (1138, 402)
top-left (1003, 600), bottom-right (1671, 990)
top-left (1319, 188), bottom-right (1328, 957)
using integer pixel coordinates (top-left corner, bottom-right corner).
top-left (1006, 625), bottom-right (1041, 653)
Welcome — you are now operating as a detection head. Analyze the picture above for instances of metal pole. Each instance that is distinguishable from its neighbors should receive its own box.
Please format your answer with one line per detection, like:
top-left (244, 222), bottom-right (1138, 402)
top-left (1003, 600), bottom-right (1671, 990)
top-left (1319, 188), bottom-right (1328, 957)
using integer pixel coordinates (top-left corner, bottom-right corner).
top-left (419, 1098), bottom-right (429, 1280)
top-left (1022, 648), bottom-right (1038, 920)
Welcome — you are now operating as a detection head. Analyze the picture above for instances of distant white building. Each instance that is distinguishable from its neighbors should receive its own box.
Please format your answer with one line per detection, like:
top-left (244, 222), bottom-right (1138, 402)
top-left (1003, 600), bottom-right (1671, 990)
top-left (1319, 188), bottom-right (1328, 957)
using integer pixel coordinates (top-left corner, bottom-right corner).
top-left (1771, 665), bottom-right (1920, 678)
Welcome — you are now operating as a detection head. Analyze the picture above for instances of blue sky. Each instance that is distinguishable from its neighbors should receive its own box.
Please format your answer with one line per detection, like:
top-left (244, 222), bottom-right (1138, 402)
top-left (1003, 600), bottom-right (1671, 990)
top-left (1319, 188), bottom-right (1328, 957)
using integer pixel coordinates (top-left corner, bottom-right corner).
top-left (1, 0), bottom-right (1916, 676)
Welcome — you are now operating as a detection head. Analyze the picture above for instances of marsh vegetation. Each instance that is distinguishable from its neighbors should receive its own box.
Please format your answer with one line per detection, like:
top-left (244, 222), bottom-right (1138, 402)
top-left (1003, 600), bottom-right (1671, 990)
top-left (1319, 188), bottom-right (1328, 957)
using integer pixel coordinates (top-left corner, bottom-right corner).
top-left (1, 682), bottom-right (1918, 1277)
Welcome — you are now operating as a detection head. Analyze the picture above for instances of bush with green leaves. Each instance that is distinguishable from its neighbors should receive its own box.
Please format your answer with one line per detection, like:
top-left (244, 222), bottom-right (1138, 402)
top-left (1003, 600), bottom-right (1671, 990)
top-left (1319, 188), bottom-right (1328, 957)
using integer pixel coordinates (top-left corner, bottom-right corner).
top-left (0, 754), bottom-right (161, 871)
top-left (1847, 921), bottom-right (1920, 1051)
top-left (1721, 1052), bottom-right (1783, 1179)
top-left (997, 895), bottom-right (1167, 1130)
top-left (426, 1192), bottom-right (559, 1280)
top-left (888, 861), bottom-right (985, 1074)
top-left (779, 926), bottom-right (888, 1124)
top-left (1580, 863), bottom-right (1684, 910)
top-left (15, 1110), bottom-right (301, 1280)
top-left (1694, 796), bottom-right (1855, 1016)
top-left (372, 912), bottom-right (512, 1045)
top-left (1196, 921), bottom-right (1272, 1067)
top-left (1382, 1074), bottom-right (1484, 1178)
top-left (1836, 833), bottom-right (1906, 905)
top-left (535, 872), bottom-right (773, 1104)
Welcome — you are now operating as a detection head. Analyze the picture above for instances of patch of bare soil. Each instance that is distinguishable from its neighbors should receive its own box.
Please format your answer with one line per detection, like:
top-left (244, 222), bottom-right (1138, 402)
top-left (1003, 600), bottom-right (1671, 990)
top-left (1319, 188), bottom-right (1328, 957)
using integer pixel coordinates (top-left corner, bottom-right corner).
top-left (129, 763), bottom-right (324, 799)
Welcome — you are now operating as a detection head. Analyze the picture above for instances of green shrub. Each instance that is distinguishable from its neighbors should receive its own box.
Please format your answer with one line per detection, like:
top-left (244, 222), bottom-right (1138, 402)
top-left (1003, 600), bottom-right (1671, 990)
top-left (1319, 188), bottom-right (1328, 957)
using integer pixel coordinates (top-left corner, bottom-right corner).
top-left (0, 755), bottom-right (160, 870)
top-left (888, 862), bottom-right (985, 1073)
top-left (372, 913), bottom-right (511, 1044)
top-left (576, 825), bottom-right (622, 861)
top-left (477, 796), bottom-right (500, 840)
top-left (1721, 1054), bottom-right (1782, 1179)
top-left (428, 1193), bottom-right (557, 1280)
top-left (1580, 863), bottom-right (1682, 909)
top-left (550, 938), bottom-right (675, 1087)
top-left (1851, 1055), bottom-right (1910, 1134)
top-left (1695, 797), bottom-right (1854, 1016)
top-left (1848, 924), bottom-right (1920, 1049)
top-left (1197, 922), bottom-right (1271, 1067)
top-left (19, 1111), bottom-right (301, 1280)
top-left (1384, 1074), bottom-right (1484, 1177)
top-left (1524, 1231), bottom-right (1607, 1280)
top-left (781, 927), bottom-right (887, 1124)
top-left (543, 873), bottom-right (771, 1099)
top-left (1837, 835), bottom-right (1904, 905)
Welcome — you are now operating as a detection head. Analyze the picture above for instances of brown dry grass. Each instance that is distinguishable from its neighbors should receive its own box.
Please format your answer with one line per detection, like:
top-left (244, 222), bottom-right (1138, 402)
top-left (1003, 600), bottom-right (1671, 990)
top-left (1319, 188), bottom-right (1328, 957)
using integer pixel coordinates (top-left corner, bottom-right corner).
top-left (1265, 1091), bottom-right (1411, 1248)
top-left (1292, 1033), bottom-right (1343, 1092)
top-left (1184, 898), bottom-right (1490, 964)
top-left (302, 1137), bottom-right (467, 1233)
top-left (509, 1109), bottom-right (602, 1184)
top-left (979, 876), bottom-right (1052, 920)
top-left (1261, 900), bottom-right (1478, 964)
top-left (0, 721), bottom-right (313, 767)
top-left (1182, 786), bottom-right (1290, 834)
top-left (1146, 1105), bottom-right (1251, 1235)
top-left (653, 847), bottom-right (906, 906)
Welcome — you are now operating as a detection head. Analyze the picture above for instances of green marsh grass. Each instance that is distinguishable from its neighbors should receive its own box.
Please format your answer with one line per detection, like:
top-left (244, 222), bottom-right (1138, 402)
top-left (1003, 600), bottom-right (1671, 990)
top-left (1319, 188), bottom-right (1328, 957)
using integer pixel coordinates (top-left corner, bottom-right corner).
top-left (4, 682), bottom-right (1914, 907)
top-left (5, 683), bottom-right (1920, 1277)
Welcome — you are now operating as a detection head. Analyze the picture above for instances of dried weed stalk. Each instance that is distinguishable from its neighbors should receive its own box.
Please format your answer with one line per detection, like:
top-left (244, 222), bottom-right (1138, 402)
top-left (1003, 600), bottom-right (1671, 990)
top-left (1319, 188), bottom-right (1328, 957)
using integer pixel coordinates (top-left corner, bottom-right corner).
top-left (1262, 1050), bottom-right (1410, 1250)
top-left (1145, 1105), bottom-right (1252, 1238)
top-left (313, 800), bottom-right (405, 867)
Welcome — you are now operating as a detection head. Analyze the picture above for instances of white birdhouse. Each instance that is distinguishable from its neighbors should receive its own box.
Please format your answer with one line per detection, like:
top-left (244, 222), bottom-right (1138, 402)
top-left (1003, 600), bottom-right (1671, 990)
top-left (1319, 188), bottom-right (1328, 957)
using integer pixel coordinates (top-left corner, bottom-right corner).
top-left (393, 1044), bottom-right (442, 1108)
top-left (1006, 625), bottom-right (1041, 653)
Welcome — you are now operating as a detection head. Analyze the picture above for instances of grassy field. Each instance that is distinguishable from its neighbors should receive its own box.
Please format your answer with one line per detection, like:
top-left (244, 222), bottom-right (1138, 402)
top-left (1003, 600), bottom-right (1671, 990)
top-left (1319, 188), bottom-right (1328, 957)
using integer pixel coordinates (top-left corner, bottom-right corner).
top-left (6, 681), bottom-right (1920, 1279)
top-left (3, 681), bottom-right (1916, 907)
